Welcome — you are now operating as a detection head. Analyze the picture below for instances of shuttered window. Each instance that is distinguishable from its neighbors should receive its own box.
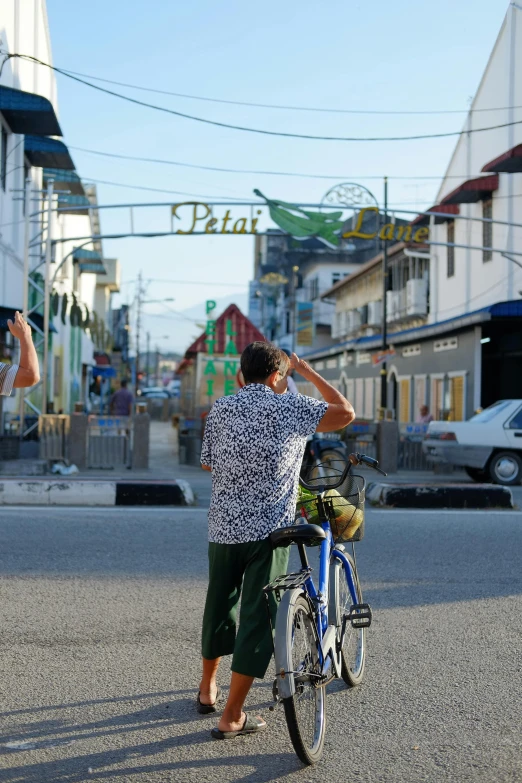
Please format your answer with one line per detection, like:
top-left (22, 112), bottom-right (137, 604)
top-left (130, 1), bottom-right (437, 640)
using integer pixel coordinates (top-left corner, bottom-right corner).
top-left (364, 378), bottom-right (374, 420)
top-left (431, 378), bottom-right (444, 420)
top-left (447, 222), bottom-right (455, 278)
top-left (449, 375), bottom-right (465, 421)
top-left (355, 378), bottom-right (364, 418)
top-left (399, 378), bottom-right (411, 422)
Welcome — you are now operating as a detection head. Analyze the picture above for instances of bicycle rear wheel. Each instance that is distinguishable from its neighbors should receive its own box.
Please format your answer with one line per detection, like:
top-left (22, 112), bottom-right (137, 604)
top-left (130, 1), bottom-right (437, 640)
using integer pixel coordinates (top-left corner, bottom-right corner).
top-left (281, 596), bottom-right (326, 765)
top-left (331, 554), bottom-right (366, 686)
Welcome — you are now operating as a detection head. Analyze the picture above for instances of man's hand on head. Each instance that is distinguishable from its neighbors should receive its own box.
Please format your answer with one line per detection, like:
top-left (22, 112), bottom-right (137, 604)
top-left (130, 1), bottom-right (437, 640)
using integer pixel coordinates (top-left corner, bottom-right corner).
top-left (289, 353), bottom-right (314, 379)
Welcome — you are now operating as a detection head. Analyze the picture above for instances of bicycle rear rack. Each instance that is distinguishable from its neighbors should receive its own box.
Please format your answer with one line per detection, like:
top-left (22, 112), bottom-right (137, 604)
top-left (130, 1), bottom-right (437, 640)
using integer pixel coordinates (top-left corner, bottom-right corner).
top-left (264, 568), bottom-right (312, 603)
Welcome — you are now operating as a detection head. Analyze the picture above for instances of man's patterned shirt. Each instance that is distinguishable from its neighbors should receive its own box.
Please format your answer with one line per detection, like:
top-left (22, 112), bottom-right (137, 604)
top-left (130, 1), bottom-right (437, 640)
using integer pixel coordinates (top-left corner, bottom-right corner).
top-left (201, 383), bottom-right (328, 544)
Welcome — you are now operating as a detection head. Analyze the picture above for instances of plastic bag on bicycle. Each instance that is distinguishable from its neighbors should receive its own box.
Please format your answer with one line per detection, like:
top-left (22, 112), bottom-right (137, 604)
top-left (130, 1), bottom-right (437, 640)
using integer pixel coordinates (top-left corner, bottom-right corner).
top-left (296, 485), bottom-right (364, 542)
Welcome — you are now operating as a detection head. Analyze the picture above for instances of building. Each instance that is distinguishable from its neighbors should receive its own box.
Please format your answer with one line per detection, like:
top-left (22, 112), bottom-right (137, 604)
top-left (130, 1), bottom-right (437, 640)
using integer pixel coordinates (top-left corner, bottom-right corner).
top-left (249, 206), bottom-right (409, 353)
top-left (0, 2), bottom-right (119, 425)
top-left (300, 4), bottom-right (522, 423)
top-left (177, 303), bottom-right (265, 420)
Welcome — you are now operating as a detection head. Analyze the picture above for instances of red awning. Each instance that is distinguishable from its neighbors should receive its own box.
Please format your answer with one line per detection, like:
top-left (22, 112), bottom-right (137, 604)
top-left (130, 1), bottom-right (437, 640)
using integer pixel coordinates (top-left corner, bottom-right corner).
top-left (482, 144), bottom-right (522, 174)
top-left (411, 203), bottom-right (459, 227)
top-left (440, 175), bottom-right (499, 206)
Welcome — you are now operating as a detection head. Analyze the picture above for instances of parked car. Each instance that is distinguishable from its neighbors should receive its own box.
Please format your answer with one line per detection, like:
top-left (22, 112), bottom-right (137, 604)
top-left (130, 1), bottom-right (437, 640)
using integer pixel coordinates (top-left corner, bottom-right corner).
top-left (139, 387), bottom-right (173, 399)
top-left (422, 400), bottom-right (522, 485)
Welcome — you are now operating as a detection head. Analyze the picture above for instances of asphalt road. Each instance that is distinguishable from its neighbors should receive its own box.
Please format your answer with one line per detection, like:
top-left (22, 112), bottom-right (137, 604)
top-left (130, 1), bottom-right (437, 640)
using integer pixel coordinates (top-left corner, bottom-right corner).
top-left (0, 505), bottom-right (521, 783)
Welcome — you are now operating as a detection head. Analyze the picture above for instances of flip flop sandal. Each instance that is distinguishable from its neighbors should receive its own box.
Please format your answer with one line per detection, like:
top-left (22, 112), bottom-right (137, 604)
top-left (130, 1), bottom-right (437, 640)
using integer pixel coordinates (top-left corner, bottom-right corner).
top-left (196, 686), bottom-right (222, 715)
top-left (210, 712), bottom-right (267, 740)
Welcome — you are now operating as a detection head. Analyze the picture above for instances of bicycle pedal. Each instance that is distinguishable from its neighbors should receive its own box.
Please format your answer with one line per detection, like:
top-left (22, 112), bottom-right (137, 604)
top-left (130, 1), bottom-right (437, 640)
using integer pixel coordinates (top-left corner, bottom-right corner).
top-left (349, 603), bottom-right (372, 628)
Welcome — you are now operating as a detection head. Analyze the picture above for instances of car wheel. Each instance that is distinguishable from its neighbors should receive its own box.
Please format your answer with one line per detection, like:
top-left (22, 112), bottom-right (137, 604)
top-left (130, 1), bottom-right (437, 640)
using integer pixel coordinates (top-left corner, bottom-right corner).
top-left (464, 466), bottom-right (489, 483)
top-left (488, 452), bottom-right (522, 486)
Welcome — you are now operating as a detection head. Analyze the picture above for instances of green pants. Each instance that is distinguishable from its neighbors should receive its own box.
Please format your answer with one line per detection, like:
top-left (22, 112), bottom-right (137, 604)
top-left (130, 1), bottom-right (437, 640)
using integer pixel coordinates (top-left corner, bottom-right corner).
top-left (201, 538), bottom-right (290, 679)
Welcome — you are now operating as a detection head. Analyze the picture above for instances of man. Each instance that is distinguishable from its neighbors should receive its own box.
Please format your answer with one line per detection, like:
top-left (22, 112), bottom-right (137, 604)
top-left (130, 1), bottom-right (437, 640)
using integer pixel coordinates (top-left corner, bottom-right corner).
top-left (417, 404), bottom-right (434, 424)
top-left (0, 312), bottom-right (40, 396)
top-left (199, 341), bottom-right (355, 739)
top-left (109, 379), bottom-right (133, 416)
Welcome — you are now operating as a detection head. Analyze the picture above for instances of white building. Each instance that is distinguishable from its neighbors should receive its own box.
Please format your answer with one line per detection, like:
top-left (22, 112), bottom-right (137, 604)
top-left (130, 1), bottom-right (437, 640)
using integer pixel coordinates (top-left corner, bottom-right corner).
top-left (301, 3), bottom-right (522, 422)
top-left (0, 1), bottom-right (118, 424)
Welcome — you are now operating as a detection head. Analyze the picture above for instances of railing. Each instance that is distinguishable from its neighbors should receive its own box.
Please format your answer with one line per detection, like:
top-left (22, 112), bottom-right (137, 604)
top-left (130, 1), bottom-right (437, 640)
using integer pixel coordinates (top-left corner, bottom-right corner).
top-left (39, 415), bottom-right (70, 461)
top-left (344, 421), bottom-right (378, 460)
top-left (87, 415), bottom-right (132, 469)
top-left (398, 423), bottom-right (431, 471)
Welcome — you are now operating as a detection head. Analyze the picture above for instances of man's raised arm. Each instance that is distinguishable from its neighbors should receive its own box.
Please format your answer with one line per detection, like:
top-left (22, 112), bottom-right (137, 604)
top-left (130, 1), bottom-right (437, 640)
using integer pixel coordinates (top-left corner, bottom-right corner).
top-left (290, 353), bottom-right (355, 432)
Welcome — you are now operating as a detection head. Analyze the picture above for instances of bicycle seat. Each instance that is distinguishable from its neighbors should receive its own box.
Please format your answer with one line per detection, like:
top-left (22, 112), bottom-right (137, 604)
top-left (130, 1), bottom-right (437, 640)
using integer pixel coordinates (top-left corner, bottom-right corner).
top-left (270, 524), bottom-right (326, 549)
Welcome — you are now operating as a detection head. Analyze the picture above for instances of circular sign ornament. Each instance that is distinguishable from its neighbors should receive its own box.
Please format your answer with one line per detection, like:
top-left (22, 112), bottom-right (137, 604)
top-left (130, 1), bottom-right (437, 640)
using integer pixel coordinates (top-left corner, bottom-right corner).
top-left (321, 182), bottom-right (379, 209)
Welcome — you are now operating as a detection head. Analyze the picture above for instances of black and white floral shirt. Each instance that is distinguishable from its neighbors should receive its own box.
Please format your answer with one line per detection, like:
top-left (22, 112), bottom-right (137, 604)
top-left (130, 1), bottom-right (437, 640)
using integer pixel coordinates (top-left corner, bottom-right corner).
top-left (201, 383), bottom-right (328, 544)
top-left (0, 362), bottom-right (18, 396)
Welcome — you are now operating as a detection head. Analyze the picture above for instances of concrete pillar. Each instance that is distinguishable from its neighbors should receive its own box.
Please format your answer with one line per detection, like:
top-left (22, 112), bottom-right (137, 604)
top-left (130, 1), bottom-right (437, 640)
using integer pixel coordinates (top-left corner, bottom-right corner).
top-left (132, 406), bottom-right (150, 469)
top-left (69, 413), bottom-right (88, 469)
top-left (376, 420), bottom-right (399, 474)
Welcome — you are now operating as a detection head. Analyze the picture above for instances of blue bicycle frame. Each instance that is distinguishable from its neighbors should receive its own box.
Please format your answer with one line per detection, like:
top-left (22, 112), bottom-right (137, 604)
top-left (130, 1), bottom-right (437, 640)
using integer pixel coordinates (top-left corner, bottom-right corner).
top-left (301, 513), bottom-right (359, 675)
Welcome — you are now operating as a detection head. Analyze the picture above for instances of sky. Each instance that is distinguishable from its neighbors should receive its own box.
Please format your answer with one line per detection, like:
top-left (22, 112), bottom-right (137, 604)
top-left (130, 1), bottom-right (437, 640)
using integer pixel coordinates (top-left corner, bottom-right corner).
top-left (45, 0), bottom-right (510, 353)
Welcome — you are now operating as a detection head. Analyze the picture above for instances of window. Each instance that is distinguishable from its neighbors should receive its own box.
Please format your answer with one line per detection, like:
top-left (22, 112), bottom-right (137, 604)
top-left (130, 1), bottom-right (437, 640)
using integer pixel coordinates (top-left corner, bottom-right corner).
top-left (448, 375), bottom-right (465, 421)
top-left (309, 277), bottom-right (319, 300)
top-left (469, 400), bottom-right (513, 423)
top-left (332, 272), bottom-right (341, 286)
top-left (482, 199), bottom-right (492, 262)
top-left (507, 407), bottom-right (522, 429)
top-left (447, 221), bottom-right (455, 277)
top-left (1, 126), bottom-right (7, 191)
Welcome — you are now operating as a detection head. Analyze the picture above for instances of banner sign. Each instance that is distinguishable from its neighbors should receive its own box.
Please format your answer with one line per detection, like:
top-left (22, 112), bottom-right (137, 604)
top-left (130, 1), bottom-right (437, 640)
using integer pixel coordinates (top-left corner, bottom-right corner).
top-left (171, 195), bottom-right (430, 250)
top-left (372, 348), bottom-right (396, 366)
top-left (296, 302), bottom-right (314, 346)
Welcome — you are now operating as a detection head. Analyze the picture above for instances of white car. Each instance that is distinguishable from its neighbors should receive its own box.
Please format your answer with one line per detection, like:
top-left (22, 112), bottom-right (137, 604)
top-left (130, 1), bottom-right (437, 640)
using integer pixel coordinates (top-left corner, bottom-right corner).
top-left (422, 400), bottom-right (522, 485)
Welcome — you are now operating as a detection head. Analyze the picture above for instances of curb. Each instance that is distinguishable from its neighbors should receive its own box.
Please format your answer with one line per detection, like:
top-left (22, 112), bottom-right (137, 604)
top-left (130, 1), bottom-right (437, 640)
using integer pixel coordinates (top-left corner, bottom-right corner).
top-left (366, 481), bottom-right (514, 509)
top-left (0, 479), bottom-right (196, 507)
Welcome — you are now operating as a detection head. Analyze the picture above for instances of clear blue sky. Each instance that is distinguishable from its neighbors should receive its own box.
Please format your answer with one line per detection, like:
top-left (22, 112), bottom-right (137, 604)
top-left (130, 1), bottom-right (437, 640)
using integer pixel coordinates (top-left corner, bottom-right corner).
top-left (46, 0), bottom-right (510, 353)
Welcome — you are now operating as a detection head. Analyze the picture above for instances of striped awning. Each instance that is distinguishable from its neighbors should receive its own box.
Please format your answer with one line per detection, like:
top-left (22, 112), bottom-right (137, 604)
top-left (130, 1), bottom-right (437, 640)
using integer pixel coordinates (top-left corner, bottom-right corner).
top-left (0, 85), bottom-right (62, 136)
top-left (24, 135), bottom-right (74, 170)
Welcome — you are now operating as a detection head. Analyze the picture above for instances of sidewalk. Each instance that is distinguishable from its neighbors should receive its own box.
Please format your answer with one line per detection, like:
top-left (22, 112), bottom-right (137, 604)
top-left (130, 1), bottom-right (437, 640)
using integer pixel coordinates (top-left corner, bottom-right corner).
top-left (0, 422), bottom-right (211, 507)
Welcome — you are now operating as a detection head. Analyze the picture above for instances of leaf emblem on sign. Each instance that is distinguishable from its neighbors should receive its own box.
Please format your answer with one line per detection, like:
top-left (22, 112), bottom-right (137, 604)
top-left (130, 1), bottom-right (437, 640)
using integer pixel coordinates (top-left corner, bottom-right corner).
top-left (254, 189), bottom-right (344, 248)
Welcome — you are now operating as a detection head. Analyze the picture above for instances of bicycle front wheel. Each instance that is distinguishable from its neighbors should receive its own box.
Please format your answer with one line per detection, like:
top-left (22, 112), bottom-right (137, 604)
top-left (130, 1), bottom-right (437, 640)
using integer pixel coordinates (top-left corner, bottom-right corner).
top-left (281, 595), bottom-right (326, 765)
top-left (331, 554), bottom-right (366, 686)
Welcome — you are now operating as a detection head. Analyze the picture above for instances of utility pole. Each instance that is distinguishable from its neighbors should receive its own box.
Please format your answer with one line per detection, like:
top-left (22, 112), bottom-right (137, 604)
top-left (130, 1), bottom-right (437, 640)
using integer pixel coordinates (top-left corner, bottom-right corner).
top-left (41, 178), bottom-right (54, 414)
top-left (19, 176), bottom-right (32, 438)
top-left (146, 331), bottom-right (150, 387)
top-left (135, 270), bottom-right (143, 392)
top-left (380, 177), bottom-right (389, 413)
top-left (291, 265), bottom-right (299, 353)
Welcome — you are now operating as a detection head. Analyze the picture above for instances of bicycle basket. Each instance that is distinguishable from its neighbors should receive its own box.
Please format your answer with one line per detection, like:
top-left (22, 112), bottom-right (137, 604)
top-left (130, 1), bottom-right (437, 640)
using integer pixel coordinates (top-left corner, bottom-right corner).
top-left (296, 474), bottom-right (366, 543)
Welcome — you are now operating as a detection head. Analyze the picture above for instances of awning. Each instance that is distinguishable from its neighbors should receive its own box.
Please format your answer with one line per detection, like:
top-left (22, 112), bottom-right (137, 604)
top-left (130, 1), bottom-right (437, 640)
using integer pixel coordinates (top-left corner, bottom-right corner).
top-left (411, 203), bottom-right (460, 227)
top-left (482, 144), bottom-right (522, 174)
top-left (0, 85), bottom-right (62, 136)
top-left (43, 168), bottom-right (85, 196)
top-left (73, 247), bottom-right (106, 275)
top-left (0, 306), bottom-right (57, 333)
top-left (92, 365), bottom-right (116, 378)
top-left (24, 135), bottom-right (74, 170)
top-left (58, 194), bottom-right (91, 215)
top-left (440, 175), bottom-right (499, 206)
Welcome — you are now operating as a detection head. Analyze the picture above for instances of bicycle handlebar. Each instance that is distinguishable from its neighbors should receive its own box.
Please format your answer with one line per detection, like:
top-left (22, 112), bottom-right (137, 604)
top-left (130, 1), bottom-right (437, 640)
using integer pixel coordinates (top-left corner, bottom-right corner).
top-left (299, 452), bottom-right (387, 493)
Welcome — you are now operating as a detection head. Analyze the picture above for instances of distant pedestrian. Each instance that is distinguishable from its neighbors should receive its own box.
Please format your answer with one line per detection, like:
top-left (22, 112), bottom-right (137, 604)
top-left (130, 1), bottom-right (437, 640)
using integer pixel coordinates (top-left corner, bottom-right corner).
top-left (0, 312), bottom-right (40, 396)
top-left (109, 379), bottom-right (133, 416)
top-left (417, 404), bottom-right (434, 424)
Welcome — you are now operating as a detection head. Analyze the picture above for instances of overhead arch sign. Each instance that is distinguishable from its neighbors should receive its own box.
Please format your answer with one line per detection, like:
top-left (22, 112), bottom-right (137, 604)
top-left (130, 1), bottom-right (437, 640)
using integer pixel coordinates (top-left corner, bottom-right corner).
top-left (171, 193), bottom-right (429, 248)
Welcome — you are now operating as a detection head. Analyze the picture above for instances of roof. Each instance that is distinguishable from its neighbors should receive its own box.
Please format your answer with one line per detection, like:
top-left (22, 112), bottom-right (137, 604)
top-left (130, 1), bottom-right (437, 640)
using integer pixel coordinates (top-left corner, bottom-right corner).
top-left (411, 203), bottom-right (459, 227)
top-left (0, 85), bottom-right (62, 136)
top-left (320, 243), bottom-right (407, 299)
top-left (184, 303), bottom-right (266, 357)
top-left (440, 175), bottom-right (499, 206)
top-left (482, 143), bottom-right (522, 174)
top-left (43, 168), bottom-right (85, 196)
top-left (301, 299), bottom-right (522, 361)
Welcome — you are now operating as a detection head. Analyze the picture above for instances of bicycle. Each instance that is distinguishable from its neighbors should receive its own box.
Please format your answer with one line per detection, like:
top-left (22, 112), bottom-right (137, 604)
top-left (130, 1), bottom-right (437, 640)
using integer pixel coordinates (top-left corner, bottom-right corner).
top-left (264, 452), bottom-right (386, 765)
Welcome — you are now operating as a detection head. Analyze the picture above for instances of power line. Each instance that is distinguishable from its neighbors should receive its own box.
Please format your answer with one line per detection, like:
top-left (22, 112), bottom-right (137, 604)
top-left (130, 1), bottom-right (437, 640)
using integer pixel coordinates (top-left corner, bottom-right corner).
top-left (71, 144), bottom-right (485, 182)
top-left (4, 52), bottom-right (522, 143)
top-left (45, 64), bottom-right (522, 117)
top-left (120, 278), bottom-right (248, 288)
top-left (81, 176), bottom-right (248, 200)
